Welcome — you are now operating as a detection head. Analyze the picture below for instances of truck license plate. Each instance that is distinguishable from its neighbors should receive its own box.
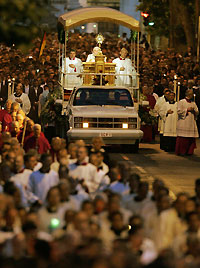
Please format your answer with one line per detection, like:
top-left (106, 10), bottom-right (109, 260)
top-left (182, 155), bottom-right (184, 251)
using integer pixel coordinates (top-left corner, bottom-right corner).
top-left (100, 132), bottom-right (112, 137)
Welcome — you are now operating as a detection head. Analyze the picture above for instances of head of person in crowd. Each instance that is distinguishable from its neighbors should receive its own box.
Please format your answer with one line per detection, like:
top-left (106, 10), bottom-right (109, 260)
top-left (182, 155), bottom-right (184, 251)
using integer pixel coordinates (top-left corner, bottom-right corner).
top-left (185, 199), bottom-right (196, 214)
top-left (15, 82), bottom-right (23, 96)
top-left (185, 89), bottom-right (194, 100)
top-left (73, 211), bottom-right (90, 235)
top-left (24, 153), bottom-right (37, 171)
top-left (33, 124), bottom-right (41, 139)
top-left (89, 153), bottom-right (99, 168)
top-left (108, 164), bottom-right (121, 183)
top-left (26, 119), bottom-right (34, 133)
top-left (58, 164), bottom-right (69, 180)
top-left (107, 193), bottom-right (122, 216)
top-left (186, 212), bottom-right (200, 233)
top-left (110, 211), bottom-right (126, 233)
top-left (77, 146), bottom-right (88, 164)
top-left (1, 142), bottom-right (11, 161)
top-left (11, 111), bottom-right (17, 121)
top-left (156, 194), bottom-right (171, 214)
top-left (11, 121), bottom-right (20, 137)
top-left (58, 180), bottom-right (71, 202)
top-left (51, 137), bottom-right (62, 152)
top-left (91, 137), bottom-right (104, 152)
top-left (75, 139), bottom-right (86, 148)
top-left (57, 149), bottom-right (68, 166)
top-left (11, 102), bottom-right (20, 113)
top-left (174, 192), bottom-right (189, 218)
top-left (46, 186), bottom-right (60, 211)
top-left (0, 162), bottom-right (12, 184)
top-left (152, 179), bottom-right (165, 199)
top-left (40, 153), bottom-right (52, 174)
top-left (168, 92), bottom-right (176, 103)
top-left (81, 200), bottom-right (94, 219)
top-left (68, 143), bottom-right (78, 159)
top-left (135, 181), bottom-right (149, 201)
top-left (129, 215), bottom-right (143, 230)
top-left (4, 99), bottom-right (12, 113)
top-left (14, 154), bottom-right (24, 173)
top-left (142, 84), bottom-right (149, 96)
top-left (16, 113), bottom-right (24, 129)
top-left (69, 49), bottom-right (76, 60)
top-left (17, 109), bottom-right (25, 118)
top-left (128, 173), bottom-right (141, 194)
top-left (10, 138), bottom-right (22, 156)
top-left (120, 48), bottom-right (128, 59)
top-left (93, 194), bottom-right (107, 214)
top-left (4, 182), bottom-right (22, 209)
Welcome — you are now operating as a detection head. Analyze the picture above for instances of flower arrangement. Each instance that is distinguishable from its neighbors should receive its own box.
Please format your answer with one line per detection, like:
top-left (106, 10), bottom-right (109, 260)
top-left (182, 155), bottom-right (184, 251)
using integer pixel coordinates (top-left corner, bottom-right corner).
top-left (40, 86), bottom-right (67, 128)
top-left (138, 93), bottom-right (158, 126)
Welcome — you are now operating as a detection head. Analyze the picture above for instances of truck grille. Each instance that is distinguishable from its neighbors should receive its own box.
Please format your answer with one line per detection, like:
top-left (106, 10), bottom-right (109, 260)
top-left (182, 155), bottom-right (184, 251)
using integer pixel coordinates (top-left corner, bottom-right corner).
top-left (74, 117), bottom-right (137, 129)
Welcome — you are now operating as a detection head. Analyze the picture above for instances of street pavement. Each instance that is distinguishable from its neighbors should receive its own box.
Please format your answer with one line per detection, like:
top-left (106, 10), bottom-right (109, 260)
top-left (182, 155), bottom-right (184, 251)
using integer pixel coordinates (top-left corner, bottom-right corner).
top-left (109, 138), bottom-right (200, 197)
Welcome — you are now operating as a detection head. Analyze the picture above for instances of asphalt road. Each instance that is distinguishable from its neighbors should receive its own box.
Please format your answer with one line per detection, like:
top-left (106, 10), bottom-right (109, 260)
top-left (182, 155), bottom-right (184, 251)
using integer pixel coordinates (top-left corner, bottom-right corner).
top-left (109, 138), bottom-right (200, 197)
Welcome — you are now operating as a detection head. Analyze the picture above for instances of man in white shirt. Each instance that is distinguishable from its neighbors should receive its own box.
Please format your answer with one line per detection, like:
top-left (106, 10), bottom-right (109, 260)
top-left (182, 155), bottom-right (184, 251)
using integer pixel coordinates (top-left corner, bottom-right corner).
top-left (27, 154), bottom-right (59, 203)
top-left (63, 49), bottom-right (83, 89)
top-left (9, 82), bottom-right (31, 115)
top-left (68, 146), bottom-right (98, 194)
top-left (113, 48), bottom-right (136, 87)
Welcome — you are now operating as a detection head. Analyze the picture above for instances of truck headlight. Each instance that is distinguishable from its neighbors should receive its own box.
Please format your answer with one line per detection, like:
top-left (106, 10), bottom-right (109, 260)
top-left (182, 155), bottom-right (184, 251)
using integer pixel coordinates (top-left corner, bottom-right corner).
top-left (122, 123), bottom-right (128, 129)
top-left (83, 122), bottom-right (89, 128)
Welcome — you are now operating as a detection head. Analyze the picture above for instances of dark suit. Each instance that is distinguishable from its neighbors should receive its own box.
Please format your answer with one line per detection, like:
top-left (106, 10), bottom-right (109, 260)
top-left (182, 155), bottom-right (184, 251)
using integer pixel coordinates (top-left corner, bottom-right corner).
top-left (28, 86), bottom-right (43, 122)
top-left (0, 81), bottom-right (8, 106)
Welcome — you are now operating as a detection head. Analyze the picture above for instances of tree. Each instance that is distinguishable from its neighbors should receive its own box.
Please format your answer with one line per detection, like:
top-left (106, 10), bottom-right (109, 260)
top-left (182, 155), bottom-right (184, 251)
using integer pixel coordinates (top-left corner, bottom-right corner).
top-left (137, 0), bottom-right (198, 51)
top-left (0, 0), bottom-right (48, 50)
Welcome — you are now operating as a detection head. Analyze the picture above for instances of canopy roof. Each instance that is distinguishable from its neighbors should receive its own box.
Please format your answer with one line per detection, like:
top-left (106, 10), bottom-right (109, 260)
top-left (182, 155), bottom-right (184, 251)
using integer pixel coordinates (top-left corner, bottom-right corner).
top-left (58, 7), bottom-right (140, 31)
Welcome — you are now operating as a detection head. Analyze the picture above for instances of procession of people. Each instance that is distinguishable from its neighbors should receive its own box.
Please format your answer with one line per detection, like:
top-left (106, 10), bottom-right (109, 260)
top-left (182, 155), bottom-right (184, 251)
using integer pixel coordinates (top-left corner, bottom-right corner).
top-left (0, 31), bottom-right (200, 267)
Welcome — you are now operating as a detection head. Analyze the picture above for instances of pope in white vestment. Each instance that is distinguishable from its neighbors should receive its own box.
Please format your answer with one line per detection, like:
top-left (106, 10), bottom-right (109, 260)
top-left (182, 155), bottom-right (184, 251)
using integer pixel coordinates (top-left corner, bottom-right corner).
top-left (112, 48), bottom-right (136, 87)
top-left (63, 50), bottom-right (83, 89)
top-left (86, 46), bottom-right (101, 62)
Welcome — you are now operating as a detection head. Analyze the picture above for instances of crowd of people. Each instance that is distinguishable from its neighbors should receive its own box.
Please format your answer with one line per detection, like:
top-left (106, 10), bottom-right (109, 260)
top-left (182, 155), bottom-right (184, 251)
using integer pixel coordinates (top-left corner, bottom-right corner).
top-left (0, 31), bottom-right (200, 267)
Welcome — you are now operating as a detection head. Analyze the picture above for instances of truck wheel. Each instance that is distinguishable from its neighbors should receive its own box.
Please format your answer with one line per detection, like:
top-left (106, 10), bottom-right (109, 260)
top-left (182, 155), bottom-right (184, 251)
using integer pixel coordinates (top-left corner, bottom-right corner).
top-left (132, 140), bottom-right (139, 153)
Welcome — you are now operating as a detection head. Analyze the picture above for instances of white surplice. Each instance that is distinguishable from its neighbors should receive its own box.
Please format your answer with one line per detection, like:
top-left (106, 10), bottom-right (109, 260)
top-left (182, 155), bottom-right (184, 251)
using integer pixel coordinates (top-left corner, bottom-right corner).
top-left (160, 102), bottom-right (178, 137)
top-left (63, 57), bottom-right (83, 89)
top-left (177, 99), bottom-right (199, 138)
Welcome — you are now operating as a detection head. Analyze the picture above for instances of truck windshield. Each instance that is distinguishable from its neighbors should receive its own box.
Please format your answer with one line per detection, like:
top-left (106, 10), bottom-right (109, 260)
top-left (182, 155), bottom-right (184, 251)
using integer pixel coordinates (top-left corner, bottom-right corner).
top-left (73, 88), bottom-right (133, 107)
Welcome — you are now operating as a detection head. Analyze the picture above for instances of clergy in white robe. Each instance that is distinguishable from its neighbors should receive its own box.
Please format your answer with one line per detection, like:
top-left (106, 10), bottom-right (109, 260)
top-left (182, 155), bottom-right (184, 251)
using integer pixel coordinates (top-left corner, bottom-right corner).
top-left (154, 88), bottom-right (171, 150)
top-left (175, 89), bottom-right (199, 155)
top-left (9, 83), bottom-right (31, 115)
top-left (63, 50), bottom-right (83, 89)
top-left (160, 92), bottom-right (177, 152)
top-left (68, 146), bottom-right (99, 194)
top-left (112, 48), bottom-right (136, 87)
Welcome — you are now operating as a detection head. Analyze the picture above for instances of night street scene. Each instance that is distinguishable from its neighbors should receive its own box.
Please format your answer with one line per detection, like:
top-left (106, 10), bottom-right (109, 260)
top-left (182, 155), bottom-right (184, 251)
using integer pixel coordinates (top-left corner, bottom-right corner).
top-left (0, 0), bottom-right (200, 267)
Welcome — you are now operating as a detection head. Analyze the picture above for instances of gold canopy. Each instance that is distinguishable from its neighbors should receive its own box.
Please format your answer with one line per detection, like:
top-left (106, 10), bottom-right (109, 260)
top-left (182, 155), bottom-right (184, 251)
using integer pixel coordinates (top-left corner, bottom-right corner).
top-left (58, 7), bottom-right (140, 31)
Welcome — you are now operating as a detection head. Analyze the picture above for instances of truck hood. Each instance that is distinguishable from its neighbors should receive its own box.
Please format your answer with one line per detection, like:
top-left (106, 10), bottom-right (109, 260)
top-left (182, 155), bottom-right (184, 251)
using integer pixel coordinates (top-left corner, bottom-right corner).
top-left (71, 105), bottom-right (137, 117)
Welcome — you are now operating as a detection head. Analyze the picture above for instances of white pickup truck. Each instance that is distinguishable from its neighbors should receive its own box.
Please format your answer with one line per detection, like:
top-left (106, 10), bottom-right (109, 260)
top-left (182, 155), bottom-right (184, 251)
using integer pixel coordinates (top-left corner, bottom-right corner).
top-left (66, 86), bottom-right (143, 152)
